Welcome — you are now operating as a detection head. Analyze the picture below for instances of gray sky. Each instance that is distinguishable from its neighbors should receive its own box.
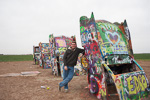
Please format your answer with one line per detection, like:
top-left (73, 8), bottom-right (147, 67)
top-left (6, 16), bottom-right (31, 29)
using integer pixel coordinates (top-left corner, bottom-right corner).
top-left (0, 0), bottom-right (150, 54)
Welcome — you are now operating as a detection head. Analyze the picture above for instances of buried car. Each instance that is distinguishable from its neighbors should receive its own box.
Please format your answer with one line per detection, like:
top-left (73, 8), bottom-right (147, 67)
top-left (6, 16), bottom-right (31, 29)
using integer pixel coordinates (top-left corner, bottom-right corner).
top-left (33, 46), bottom-right (40, 65)
top-left (80, 13), bottom-right (150, 100)
top-left (49, 34), bottom-right (84, 77)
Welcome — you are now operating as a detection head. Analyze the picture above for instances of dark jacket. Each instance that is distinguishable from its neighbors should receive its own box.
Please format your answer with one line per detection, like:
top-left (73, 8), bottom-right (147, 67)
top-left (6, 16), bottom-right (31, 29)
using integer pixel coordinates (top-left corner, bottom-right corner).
top-left (63, 47), bottom-right (85, 66)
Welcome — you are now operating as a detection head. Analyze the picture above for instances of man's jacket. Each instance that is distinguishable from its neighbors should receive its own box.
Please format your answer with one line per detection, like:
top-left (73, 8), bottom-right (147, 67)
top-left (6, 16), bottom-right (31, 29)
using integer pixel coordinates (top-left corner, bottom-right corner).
top-left (63, 47), bottom-right (84, 66)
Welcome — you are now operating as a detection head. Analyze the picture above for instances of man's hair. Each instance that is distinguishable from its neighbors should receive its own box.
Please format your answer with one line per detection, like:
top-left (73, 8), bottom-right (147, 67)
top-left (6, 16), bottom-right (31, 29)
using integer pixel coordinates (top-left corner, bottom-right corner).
top-left (72, 41), bottom-right (76, 44)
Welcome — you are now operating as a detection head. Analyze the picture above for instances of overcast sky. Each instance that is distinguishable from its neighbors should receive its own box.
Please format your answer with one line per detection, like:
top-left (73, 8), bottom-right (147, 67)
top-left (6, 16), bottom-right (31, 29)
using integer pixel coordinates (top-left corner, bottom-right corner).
top-left (0, 0), bottom-right (150, 54)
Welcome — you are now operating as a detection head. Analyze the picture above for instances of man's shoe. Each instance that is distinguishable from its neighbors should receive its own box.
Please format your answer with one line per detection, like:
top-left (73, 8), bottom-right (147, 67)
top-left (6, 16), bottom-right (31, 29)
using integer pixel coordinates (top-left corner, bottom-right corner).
top-left (59, 85), bottom-right (61, 91)
top-left (64, 89), bottom-right (68, 93)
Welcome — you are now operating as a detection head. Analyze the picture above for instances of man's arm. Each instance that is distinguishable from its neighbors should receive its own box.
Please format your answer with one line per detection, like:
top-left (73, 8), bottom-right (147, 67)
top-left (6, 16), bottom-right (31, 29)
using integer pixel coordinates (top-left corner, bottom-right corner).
top-left (78, 48), bottom-right (85, 55)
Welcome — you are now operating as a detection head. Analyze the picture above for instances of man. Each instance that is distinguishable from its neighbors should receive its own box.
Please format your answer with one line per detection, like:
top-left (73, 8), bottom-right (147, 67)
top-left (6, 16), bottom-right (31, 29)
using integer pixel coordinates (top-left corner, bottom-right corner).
top-left (59, 41), bottom-right (84, 92)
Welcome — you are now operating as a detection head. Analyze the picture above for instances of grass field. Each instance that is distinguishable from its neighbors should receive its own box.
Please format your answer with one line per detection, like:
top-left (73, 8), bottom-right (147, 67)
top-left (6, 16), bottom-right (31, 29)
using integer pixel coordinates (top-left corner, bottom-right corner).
top-left (0, 55), bottom-right (33, 62)
top-left (0, 54), bottom-right (150, 62)
top-left (134, 53), bottom-right (150, 60)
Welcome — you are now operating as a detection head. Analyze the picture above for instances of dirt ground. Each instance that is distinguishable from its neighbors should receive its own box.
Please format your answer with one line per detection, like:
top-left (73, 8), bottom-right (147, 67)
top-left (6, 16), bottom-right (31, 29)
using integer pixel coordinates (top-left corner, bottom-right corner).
top-left (0, 61), bottom-right (150, 100)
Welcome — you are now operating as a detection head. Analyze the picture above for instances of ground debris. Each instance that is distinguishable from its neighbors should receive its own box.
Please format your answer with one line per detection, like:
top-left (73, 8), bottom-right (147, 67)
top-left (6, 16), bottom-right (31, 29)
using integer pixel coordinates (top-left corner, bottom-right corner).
top-left (0, 71), bottom-right (40, 77)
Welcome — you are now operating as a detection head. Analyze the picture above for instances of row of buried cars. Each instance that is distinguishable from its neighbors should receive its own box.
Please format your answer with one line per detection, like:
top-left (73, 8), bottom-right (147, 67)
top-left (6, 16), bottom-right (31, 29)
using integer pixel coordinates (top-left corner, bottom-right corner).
top-left (33, 34), bottom-right (87, 77)
top-left (33, 12), bottom-right (150, 100)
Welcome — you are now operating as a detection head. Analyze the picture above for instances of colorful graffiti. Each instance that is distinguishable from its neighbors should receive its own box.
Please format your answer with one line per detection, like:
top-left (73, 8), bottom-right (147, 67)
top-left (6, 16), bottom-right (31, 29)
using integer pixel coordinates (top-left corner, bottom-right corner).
top-left (49, 34), bottom-right (83, 77)
top-left (80, 13), bottom-right (107, 99)
top-left (54, 36), bottom-right (67, 77)
top-left (80, 12), bottom-right (150, 100)
top-left (33, 46), bottom-right (40, 65)
top-left (49, 34), bottom-right (55, 74)
top-left (96, 21), bottom-right (130, 56)
top-left (107, 55), bottom-right (132, 65)
top-left (74, 53), bottom-right (86, 76)
top-left (39, 42), bottom-right (51, 69)
top-left (114, 71), bottom-right (149, 100)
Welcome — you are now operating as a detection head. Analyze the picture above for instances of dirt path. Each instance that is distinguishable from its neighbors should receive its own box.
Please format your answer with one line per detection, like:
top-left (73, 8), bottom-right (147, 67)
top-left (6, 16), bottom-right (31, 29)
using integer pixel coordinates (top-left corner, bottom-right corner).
top-left (0, 61), bottom-right (150, 100)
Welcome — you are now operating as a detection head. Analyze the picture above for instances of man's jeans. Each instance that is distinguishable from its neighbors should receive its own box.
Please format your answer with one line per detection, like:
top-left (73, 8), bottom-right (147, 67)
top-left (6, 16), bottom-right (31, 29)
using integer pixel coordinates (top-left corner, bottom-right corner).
top-left (59, 66), bottom-right (74, 89)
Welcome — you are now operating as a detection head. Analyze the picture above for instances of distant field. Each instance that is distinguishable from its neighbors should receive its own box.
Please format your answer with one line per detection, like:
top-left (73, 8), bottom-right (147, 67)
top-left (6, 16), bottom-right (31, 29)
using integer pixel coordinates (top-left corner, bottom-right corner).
top-left (134, 53), bottom-right (150, 60)
top-left (0, 55), bottom-right (33, 62)
top-left (0, 54), bottom-right (150, 62)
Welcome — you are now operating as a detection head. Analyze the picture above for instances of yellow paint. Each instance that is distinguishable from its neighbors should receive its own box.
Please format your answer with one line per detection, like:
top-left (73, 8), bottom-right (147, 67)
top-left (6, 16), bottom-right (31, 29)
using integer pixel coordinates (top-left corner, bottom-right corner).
top-left (141, 75), bottom-right (148, 89)
top-left (58, 48), bottom-right (66, 53)
top-left (112, 75), bottom-right (125, 100)
top-left (126, 75), bottom-right (136, 95)
top-left (138, 75), bottom-right (145, 91)
top-left (126, 74), bottom-right (148, 95)
top-left (133, 76), bottom-right (140, 93)
top-left (99, 88), bottom-right (106, 96)
top-left (81, 57), bottom-right (88, 68)
top-left (56, 39), bottom-right (66, 47)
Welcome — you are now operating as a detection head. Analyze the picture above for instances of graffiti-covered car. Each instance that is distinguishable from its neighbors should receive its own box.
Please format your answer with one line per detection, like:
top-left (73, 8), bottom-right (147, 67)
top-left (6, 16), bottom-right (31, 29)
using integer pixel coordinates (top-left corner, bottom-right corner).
top-left (80, 13), bottom-right (150, 100)
top-left (49, 34), bottom-right (74, 77)
top-left (33, 46), bottom-right (40, 65)
top-left (49, 34), bottom-right (84, 77)
top-left (39, 42), bottom-right (51, 69)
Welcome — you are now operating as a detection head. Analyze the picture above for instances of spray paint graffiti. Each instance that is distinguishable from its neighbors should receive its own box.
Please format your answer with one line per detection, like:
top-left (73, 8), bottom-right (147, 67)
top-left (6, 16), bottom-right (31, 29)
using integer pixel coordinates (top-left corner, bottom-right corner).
top-left (110, 71), bottom-right (149, 100)
top-left (74, 53), bottom-right (86, 76)
top-left (33, 46), bottom-right (40, 65)
top-left (54, 36), bottom-right (67, 77)
top-left (107, 55), bottom-right (132, 65)
top-left (80, 12), bottom-right (150, 100)
top-left (39, 42), bottom-right (51, 69)
top-left (96, 21), bottom-right (129, 56)
top-left (49, 34), bottom-right (84, 77)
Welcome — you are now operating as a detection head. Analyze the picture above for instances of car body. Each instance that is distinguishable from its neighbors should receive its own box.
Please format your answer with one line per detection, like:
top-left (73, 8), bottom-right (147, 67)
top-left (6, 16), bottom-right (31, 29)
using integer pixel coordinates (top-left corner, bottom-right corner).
top-left (33, 46), bottom-right (40, 65)
top-left (80, 12), bottom-right (150, 100)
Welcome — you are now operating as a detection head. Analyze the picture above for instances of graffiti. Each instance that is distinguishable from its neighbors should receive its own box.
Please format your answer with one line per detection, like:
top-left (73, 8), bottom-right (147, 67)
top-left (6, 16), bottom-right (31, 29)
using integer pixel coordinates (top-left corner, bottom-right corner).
top-left (84, 43), bottom-right (100, 55)
top-left (105, 31), bottom-right (120, 45)
top-left (49, 34), bottom-right (54, 48)
top-left (80, 12), bottom-right (150, 100)
top-left (55, 39), bottom-right (66, 47)
top-left (74, 53), bottom-right (85, 75)
top-left (80, 14), bottom-right (107, 99)
top-left (90, 42), bottom-right (100, 55)
top-left (33, 46), bottom-right (40, 65)
top-left (49, 34), bottom-right (84, 77)
top-left (97, 22), bottom-right (119, 32)
top-left (81, 56), bottom-right (88, 72)
top-left (90, 75), bottom-right (99, 94)
top-left (65, 37), bottom-right (73, 48)
top-left (98, 24), bottom-right (128, 56)
top-left (95, 21), bottom-right (129, 57)
top-left (126, 74), bottom-right (148, 95)
top-left (74, 68), bottom-right (83, 76)
top-left (106, 55), bottom-right (132, 65)
top-left (99, 88), bottom-right (106, 97)
top-left (110, 71), bottom-right (150, 100)
top-left (111, 55), bottom-right (131, 64)
top-left (39, 43), bottom-right (51, 69)
top-left (123, 20), bottom-right (134, 57)
top-left (54, 37), bottom-right (70, 77)
top-left (58, 47), bottom-right (67, 53)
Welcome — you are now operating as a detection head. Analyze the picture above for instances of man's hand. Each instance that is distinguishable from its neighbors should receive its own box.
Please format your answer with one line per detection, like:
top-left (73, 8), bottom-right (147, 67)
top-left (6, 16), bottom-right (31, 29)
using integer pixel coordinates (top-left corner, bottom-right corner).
top-left (64, 66), bottom-right (68, 70)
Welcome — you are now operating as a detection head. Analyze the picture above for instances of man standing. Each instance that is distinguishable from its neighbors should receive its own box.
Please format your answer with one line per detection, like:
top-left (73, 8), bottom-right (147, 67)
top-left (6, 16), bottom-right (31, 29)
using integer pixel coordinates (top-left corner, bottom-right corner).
top-left (59, 41), bottom-right (84, 92)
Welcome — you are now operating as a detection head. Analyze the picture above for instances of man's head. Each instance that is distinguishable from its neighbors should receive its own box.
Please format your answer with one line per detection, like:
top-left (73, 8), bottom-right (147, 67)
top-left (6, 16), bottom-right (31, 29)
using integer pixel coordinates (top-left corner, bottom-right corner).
top-left (71, 41), bottom-right (77, 49)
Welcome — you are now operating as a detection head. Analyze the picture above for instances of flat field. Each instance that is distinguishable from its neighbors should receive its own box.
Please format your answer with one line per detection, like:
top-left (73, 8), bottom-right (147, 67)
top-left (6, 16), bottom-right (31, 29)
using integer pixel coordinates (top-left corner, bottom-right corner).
top-left (0, 53), bottom-right (150, 62)
top-left (0, 60), bottom-right (150, 100)
top-left (0, 55), bottom-right (33, 62)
